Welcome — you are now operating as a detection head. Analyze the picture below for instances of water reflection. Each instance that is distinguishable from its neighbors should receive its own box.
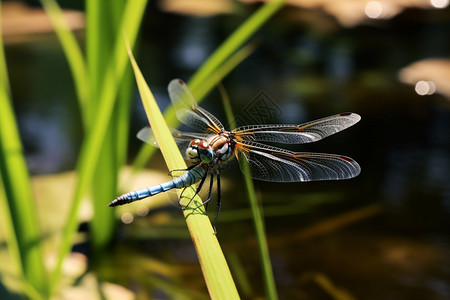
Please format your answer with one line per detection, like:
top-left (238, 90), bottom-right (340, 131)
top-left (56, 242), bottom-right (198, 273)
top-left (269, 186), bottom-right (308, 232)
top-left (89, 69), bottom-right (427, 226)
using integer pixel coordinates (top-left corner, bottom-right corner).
top-left (21, 111), bottom-right (76, 173)
top-left (171, 18), bottom-right (218, 70)
top-left (382, 108), bottom-right (450, 214)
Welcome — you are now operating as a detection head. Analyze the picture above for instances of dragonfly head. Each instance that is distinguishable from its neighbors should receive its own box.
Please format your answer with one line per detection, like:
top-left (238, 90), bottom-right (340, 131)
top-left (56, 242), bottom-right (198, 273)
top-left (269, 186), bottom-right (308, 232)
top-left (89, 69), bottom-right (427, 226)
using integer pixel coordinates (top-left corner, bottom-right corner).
top-left (186, 139), bottom-right (213, 164)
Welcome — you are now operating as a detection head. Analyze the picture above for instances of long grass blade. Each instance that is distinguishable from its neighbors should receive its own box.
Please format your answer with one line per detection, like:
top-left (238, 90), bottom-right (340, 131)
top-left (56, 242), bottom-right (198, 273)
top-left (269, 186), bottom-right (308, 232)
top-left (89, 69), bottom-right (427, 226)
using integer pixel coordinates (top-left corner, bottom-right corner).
top-left (126, 39), bottom-right (240, 300)
top-left (219, 85), bottom-right (278, 300)
top-left (0, 6), bottom-right (48, 296)
top-left (88, 0), bottom-right (133, 252)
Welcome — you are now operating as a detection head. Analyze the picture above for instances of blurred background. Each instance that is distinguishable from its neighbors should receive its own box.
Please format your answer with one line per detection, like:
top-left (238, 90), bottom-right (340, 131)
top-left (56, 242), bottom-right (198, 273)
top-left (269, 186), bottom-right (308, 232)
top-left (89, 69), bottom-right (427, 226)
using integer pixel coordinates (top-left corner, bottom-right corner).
top-left (1, 0), bottom-right (450, 299)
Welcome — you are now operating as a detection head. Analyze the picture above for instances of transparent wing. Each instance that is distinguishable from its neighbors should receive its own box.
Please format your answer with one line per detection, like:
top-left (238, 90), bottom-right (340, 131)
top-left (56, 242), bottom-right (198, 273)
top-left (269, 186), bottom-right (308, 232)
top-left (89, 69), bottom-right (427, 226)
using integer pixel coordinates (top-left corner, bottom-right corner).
top-left (236, 140), bottom-right (361, 182)
top-left (168, 79), bottom-right (224, 134)
top-left (137, 126), bottom-right (212, 159)
top-left (234, 112), bottom-right (360, 144)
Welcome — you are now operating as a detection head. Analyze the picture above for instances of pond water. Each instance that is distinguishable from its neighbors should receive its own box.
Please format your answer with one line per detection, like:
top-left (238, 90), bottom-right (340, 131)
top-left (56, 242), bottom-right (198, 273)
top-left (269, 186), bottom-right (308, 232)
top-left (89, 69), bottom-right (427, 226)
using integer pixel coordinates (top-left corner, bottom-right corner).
top-left (4, 2), bottom-right (450, 299)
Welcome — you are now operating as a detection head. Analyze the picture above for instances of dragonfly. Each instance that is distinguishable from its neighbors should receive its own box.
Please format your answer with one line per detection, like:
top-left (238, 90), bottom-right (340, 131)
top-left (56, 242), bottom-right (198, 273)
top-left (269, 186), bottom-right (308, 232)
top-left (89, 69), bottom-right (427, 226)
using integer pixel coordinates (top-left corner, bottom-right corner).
top-left (109, 79), bottom-right (361, 230)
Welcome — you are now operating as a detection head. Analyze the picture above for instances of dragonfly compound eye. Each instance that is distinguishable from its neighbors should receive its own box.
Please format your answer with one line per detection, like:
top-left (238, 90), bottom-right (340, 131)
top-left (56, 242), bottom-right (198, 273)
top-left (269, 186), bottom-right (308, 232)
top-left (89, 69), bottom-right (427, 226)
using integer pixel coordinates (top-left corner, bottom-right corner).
top-left (186, 139), bottom-right (212, 163)
top-left (197, 140), bottom-right (213, 163)
top-left (199, 148), bottom-right (213, 163)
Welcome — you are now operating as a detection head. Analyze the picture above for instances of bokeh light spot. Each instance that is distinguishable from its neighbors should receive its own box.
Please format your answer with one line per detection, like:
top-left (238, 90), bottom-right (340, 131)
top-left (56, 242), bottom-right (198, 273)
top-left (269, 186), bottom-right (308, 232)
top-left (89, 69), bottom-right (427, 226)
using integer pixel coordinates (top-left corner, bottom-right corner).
top-left (415, 80), bottom-right (436, 96)
top-left (121, 212), bottom-right (134, 224)
top-left (365, 1), bottom-right (383, 19)
top-left (431, 0), bottom-right (449, 8)
top-left (136, 205), bottom-right (150, 216)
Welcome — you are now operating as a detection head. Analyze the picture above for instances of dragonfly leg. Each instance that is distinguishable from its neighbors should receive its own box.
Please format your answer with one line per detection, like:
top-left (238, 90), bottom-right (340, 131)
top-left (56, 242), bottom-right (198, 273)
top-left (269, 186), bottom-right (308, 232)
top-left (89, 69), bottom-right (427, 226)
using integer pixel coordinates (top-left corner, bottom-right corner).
top-left (177, 187), bottom-right (187, 208)
top-left (168, 164), bottom-right (196, 177)
top-left (190, 173), bottom-right (214, 214)
top-left (190, 174), bottom-right (218, 232)
top-left (201, 174), bottom-right (214, 212)
top-left (182, 172), bottom-right (207, 209)
top-left (211, 174), bottom-right (221, 234)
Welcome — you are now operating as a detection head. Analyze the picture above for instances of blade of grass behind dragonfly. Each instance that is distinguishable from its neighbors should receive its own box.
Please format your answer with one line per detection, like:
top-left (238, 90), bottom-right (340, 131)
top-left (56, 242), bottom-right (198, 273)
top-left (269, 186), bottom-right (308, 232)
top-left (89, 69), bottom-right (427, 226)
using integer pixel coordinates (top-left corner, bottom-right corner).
top-left (193, 41), bottom-right (258, 104)
top-left (40, 0), bottom-right (89, 125)
top-left (129, 0), bottom-right (287, 178)
top-left (87, 0), bottom-right (135, 252)
top-left (50, 0), bottom-right (148, 292)
top-left (85, 0), bottom-right (116, 253)
top-left (0, 7), bottom-right (48, 297)
top-left (125, 38), bottom-right (240, 300)
top-left (219, 85), bottom-right (279, 300)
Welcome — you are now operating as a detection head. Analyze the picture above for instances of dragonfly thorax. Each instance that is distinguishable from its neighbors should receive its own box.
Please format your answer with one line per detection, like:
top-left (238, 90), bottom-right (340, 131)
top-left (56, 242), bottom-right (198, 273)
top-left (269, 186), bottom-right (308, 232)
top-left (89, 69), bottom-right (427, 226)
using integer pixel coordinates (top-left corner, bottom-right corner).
top-left (208, 134), bottom-right (233, 163)
top-left (186, 139), bottom-right (214, 164)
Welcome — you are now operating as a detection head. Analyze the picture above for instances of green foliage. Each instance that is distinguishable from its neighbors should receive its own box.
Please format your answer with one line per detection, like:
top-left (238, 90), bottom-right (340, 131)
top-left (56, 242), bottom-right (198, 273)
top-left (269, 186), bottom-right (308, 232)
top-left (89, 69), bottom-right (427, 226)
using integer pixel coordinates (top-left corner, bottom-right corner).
top-left (0, 4), bottom-right (48, 299)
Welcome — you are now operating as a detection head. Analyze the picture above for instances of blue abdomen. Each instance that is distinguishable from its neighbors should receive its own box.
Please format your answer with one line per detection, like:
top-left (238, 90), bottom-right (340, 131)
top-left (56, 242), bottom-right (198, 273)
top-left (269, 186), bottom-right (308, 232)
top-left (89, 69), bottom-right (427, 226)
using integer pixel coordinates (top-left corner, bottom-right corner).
top-left (109, 165), bottom-right (206, 206)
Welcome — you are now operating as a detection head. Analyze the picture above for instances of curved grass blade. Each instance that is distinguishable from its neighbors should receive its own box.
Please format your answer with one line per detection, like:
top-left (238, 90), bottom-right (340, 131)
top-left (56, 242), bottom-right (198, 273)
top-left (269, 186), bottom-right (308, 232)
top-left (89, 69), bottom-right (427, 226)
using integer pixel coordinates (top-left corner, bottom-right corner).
top-left (125, 39), bottom-right (240, 300)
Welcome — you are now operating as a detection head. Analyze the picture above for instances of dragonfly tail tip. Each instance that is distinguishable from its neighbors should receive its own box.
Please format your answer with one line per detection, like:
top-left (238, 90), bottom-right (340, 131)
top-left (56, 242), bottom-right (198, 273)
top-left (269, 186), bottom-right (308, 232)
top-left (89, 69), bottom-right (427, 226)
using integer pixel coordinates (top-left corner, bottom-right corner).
top-left (108, 195), bottom-right (128, 207)
top-left (107, 200), bottom-right (118, 207)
